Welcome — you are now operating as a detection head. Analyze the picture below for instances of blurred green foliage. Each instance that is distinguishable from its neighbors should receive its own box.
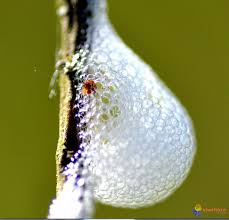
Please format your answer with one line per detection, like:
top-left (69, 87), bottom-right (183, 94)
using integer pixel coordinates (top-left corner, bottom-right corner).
top-left (0, 0), bottom-right (228, 218)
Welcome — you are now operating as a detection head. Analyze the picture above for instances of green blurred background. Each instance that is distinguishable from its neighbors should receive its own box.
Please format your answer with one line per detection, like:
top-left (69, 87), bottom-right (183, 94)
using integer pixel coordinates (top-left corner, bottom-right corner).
top-left (0, 0), bottom-right (228, 218)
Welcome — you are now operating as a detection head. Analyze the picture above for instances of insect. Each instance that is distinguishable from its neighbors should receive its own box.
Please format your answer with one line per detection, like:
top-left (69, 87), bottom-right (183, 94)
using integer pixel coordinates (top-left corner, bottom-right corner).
top-left (48, 0), bottom-right (196, 218)
top-left (82, 80), bottom-right (97, 95)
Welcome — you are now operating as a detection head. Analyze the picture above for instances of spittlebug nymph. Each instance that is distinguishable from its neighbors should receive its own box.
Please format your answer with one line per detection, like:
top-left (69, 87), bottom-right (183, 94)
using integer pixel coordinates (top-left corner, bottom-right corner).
top-left (82, 80), bottom-right (97, 95)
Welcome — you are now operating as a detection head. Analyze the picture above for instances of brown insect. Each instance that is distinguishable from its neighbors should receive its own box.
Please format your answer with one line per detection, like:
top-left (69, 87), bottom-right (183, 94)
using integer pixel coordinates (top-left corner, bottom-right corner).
top-left (82, 80), bottom-right (97, 95)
